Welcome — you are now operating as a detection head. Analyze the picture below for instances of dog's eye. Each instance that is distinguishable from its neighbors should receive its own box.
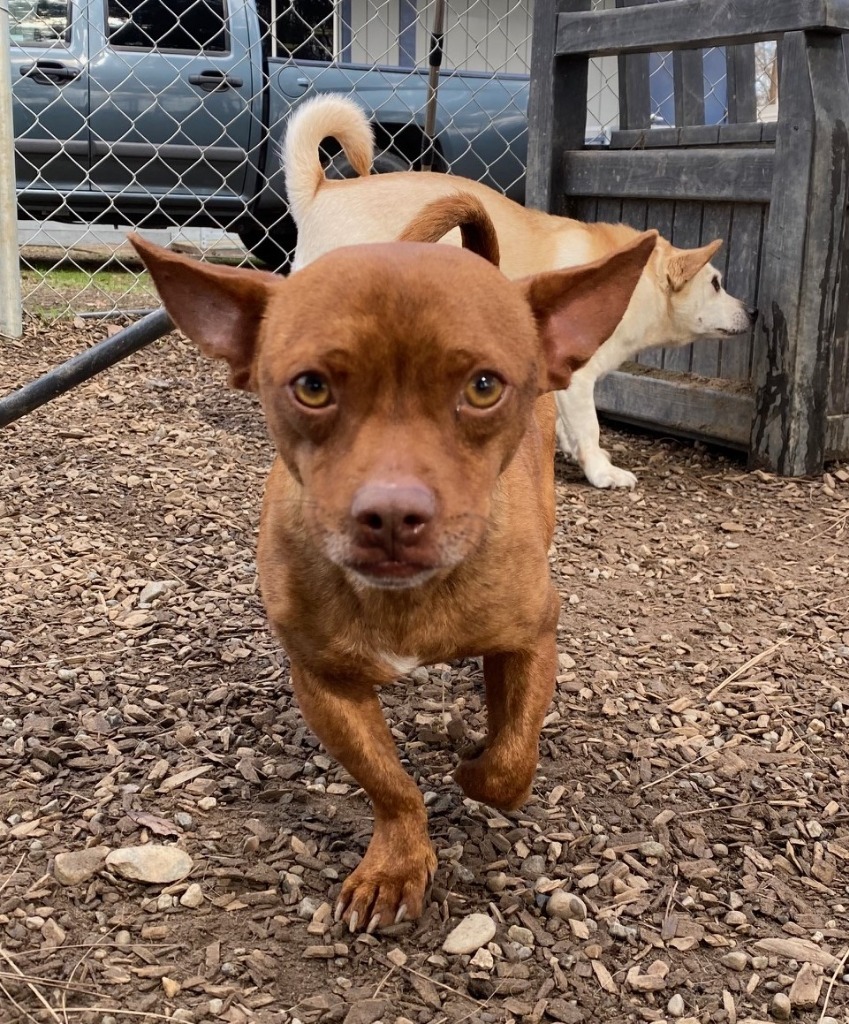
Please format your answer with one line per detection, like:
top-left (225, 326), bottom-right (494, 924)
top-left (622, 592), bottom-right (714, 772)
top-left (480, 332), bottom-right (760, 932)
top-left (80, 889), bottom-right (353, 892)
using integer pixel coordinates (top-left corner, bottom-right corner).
top-left (464, 372), bottom-right (505, 409)
top-left (712, 276), bottom-right (721, 293)
top-left (291, 372), bottom-right (333, 409)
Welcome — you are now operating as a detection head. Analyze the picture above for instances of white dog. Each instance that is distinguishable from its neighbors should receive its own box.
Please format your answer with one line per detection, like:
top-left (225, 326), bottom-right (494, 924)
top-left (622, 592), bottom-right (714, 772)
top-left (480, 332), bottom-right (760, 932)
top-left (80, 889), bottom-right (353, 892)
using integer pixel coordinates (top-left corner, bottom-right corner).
top-left (283, 96), bottom-right (756, 488)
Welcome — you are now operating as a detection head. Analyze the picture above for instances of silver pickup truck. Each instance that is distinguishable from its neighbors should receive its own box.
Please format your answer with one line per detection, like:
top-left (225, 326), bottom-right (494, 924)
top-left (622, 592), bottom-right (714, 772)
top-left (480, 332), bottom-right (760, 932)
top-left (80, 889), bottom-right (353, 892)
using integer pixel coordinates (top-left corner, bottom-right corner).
top-left (10, 0), bottom-right (529, 266)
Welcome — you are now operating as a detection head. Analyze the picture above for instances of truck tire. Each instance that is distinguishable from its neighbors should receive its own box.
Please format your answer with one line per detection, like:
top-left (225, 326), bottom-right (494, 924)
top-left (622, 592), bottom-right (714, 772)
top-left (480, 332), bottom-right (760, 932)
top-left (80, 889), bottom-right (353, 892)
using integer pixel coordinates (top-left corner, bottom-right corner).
top-left (237, 215), bottom-right (298, 273)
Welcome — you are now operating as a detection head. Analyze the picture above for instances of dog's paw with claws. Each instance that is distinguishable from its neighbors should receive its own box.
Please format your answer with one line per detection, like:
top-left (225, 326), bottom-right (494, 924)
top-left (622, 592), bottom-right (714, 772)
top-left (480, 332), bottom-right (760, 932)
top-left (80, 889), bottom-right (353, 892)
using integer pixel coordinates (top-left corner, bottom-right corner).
top-left (454, 749), bottom-right (533, 811)
top-left (335, 835), bottom-right (436, 934)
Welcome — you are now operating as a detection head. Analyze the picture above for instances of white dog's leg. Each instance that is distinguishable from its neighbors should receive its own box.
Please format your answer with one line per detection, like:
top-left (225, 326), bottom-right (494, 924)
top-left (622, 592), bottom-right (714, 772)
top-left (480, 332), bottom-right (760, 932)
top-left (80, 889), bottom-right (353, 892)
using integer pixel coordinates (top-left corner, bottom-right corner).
top-left (555, 373), bottom-right (637, 489)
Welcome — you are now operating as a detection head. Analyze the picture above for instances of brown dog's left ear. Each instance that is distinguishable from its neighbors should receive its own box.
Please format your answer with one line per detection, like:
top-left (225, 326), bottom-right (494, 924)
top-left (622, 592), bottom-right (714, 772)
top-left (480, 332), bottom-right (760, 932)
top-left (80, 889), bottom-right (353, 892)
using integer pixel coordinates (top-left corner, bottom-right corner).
top-left (665, 238), bottom-right (723, 292)
top-left (521, 230), bottom-right (657, 392)
top-left (129, 234), bottom-right (280, 390)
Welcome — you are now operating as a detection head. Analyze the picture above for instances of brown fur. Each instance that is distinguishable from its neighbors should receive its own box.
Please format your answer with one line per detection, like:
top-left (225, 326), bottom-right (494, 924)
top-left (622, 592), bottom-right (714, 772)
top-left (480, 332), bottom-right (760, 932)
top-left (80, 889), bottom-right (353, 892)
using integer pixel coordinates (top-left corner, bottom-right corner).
top-left (129, 226), bottom-right (656, 933)
top-left (399, 193), bottom-right (500, 266)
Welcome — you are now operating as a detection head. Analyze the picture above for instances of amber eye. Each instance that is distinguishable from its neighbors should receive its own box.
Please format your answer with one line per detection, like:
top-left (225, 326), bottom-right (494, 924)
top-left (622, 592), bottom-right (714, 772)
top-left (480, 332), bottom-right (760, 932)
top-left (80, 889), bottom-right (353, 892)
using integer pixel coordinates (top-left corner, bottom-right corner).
top-left (291, 372), bottom-right (333, 409)
top-left (463, 372), bottom-right (505, 409)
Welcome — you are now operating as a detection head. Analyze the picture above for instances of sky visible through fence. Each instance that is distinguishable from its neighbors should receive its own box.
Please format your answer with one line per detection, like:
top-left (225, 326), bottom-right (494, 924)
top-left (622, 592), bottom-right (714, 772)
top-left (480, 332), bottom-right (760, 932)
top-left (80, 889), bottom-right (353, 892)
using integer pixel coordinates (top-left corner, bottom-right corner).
top-left (5, 0), bottom-right (779, 322)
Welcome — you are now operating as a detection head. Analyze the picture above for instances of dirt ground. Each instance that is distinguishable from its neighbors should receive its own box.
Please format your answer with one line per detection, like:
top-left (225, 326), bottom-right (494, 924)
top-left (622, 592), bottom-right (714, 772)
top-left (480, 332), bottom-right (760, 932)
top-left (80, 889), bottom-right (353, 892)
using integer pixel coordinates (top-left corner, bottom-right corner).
top-left (1, 318), bottom-right (848, 1024)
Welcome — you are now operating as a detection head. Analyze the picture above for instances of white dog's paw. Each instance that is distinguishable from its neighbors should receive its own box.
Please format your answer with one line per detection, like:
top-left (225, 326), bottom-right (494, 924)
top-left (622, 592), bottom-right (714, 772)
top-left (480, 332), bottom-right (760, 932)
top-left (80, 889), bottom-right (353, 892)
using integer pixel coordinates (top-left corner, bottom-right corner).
top-left (583, 460), bottom-right (638, 490)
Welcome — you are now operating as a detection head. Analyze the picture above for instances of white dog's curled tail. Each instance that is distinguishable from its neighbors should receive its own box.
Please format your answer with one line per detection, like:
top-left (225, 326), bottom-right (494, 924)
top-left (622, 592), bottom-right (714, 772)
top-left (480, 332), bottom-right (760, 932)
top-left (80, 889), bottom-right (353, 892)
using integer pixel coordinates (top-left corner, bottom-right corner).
top-left (282, 95), bottom-right (375, 225)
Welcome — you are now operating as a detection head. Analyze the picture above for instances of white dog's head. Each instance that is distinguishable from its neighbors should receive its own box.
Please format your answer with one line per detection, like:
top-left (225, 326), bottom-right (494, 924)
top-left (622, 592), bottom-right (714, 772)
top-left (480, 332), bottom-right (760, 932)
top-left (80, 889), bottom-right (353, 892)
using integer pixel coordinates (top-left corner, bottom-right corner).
top-left (658, 238), bottom-right (756, 343)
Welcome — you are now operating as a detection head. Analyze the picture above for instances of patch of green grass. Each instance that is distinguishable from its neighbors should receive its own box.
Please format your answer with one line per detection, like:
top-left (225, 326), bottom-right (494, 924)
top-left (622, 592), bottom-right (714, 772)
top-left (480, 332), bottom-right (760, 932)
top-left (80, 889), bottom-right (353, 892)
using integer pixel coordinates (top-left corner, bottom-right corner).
top-left (21, 260), bottom-right (157, 318)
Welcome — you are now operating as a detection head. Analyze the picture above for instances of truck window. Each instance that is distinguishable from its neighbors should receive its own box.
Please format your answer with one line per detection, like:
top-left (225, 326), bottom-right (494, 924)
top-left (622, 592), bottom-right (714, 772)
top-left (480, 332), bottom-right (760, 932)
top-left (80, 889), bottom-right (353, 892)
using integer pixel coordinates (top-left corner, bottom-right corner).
top-left (106, 0), bottom-right (228, 52)
top-left (256, 0), bottom-right (334, 61)
top-left (9, 0), bottom-right (71, 46)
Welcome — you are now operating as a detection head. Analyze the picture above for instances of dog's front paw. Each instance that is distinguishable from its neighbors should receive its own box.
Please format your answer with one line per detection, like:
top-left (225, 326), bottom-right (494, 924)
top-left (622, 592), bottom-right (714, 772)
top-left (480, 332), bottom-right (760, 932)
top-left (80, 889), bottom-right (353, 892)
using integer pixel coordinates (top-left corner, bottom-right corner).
top-left (335, 830), bottom-right (436, 934)
top-left (455, 750), bottom-right (533, 811)
top-left (583, 458), bottom-right (638, 490)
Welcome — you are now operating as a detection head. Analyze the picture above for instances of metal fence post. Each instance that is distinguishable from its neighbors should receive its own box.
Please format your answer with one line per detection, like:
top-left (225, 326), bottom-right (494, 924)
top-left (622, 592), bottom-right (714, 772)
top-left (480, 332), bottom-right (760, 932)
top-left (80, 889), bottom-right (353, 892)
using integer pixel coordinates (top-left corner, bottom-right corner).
top-left (0, 0), bottom-right (22, 339)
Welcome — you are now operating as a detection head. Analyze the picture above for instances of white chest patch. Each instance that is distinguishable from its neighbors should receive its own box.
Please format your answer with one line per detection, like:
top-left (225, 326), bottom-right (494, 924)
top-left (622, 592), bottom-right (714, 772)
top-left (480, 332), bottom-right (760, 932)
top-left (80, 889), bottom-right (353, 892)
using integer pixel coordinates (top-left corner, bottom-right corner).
top-left (379, 652), bottom-right (420, 677)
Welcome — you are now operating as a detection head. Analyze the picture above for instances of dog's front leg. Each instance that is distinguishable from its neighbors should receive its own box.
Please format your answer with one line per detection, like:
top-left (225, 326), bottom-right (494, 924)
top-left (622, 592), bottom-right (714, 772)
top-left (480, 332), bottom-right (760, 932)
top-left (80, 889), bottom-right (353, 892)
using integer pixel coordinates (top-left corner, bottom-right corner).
top-left (289, 662), bottom-right (436, 932)
top-left (555, 373), bottom-right (637, 489)
top-left (454, 624), bottom-right (558, 811)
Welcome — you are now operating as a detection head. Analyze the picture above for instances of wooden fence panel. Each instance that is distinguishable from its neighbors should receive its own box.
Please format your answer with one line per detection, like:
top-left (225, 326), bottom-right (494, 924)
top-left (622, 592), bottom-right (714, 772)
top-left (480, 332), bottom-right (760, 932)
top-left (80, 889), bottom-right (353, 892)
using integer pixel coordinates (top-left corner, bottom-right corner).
top-left (750, 31), bottom-right (849, 474)
top-left (525, 0), bottom-right (849, 471)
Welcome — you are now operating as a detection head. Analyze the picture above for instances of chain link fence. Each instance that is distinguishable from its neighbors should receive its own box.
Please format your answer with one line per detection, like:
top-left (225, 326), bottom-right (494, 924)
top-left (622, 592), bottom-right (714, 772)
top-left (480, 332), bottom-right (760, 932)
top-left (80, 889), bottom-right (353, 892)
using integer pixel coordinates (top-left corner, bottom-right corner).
top-left (5, 0), bottom-right (779, 323)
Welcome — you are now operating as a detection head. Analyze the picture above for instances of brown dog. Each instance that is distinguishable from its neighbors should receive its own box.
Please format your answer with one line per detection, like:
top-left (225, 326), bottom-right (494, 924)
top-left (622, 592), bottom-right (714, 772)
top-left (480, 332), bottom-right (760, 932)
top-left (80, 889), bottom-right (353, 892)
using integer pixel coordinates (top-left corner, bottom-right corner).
top-left (130, 213), bottom-right (656, 933)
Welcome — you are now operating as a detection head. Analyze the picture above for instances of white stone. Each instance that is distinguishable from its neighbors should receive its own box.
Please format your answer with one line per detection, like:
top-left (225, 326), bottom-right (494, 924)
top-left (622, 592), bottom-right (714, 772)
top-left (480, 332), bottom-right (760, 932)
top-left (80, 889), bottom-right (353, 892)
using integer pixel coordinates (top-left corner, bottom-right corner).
top-left (442, 914), bottom-right (496, 955)
top-left (546, 889), bottom-right (587, 922)
top-left (54, 846), bottom-right (111, 885)
top-left (105, 845), bottom-right (193, 884)
top-left (180, 883), bottom-right (204, 908)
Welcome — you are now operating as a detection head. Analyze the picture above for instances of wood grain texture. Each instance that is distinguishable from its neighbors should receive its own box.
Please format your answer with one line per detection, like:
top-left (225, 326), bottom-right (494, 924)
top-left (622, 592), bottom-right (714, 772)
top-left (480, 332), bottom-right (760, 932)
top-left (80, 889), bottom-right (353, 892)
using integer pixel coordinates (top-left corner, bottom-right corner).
top-left (750, 31), bottom-right (849, 474)
top-left (556, 0), bottom-right (849, 58)
top-left (560, 149), bottom-right (774, 202)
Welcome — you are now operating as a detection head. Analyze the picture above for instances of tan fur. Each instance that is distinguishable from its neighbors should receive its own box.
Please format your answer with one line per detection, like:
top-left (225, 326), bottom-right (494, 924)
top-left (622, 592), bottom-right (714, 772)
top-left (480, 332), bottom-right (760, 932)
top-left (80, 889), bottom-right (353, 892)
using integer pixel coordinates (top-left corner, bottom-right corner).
top-left (129, 224), bottom-right (655, 933)
top-left (284, 96), bottom-right (757, 488)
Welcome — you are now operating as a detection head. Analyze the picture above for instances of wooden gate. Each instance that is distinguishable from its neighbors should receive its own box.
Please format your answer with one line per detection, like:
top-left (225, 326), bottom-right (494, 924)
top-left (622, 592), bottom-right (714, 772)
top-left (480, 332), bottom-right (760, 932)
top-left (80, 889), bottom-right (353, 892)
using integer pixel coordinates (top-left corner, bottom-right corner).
top-left (527, 0), bottom-right (849, 475)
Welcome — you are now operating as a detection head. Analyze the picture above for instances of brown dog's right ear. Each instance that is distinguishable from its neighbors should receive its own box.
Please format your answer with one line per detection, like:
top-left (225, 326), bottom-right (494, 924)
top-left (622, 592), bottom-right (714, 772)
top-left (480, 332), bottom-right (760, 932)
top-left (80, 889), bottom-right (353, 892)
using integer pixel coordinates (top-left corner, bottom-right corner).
top-left (521, 230), bottom-right (657, 392)
top-left (397, 193), bottom-right (500, 267)
top-left (129, 234), bottom-right (279, 390)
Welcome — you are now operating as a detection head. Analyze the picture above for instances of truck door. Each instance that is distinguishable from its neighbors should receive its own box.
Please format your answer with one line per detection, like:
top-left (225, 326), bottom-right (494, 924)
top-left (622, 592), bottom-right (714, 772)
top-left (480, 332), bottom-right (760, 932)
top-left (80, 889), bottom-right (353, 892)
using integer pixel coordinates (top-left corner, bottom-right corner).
top-left (9, 0), bottom-right (90, 192)
top-left (87, 0), bottom-right (257, 201)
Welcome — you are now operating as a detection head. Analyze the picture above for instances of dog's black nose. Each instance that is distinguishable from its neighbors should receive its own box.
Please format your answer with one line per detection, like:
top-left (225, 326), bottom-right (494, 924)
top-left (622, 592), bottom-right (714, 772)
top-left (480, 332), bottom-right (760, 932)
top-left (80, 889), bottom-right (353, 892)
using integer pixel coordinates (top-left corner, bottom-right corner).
top-left (747, 306), bottom-right (758, 322)
top-left (351, 481), bottom-right (436, 555)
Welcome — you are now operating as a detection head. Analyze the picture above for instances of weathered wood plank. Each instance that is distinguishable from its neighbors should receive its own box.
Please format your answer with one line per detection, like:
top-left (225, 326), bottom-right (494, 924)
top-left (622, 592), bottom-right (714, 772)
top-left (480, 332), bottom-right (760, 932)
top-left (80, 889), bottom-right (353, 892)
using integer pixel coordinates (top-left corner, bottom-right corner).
top-left (595, 198), bottom-right (624, 224)
top-left (827, 203), bottom-right (849, 416)
top-left (616, 0), bottom-right (652, 130)
top-left (595, 375), bottom-right (849, 457)
top-left (674, 49), bottom-right (706, 126)
top-left (556, 0), bottom-right (849, 58)
top-left (560, 149), bottom-right (774, 201)
top-left (750, 31), bottom-right (849, 475)
top-left (720, 203), bottom-right (763, 381)
top-left (618, 198), bottom-right (649, 233)
top-left (610, 123), bottom-right (776, 148)
top-left (527, 0), bottom-right (591, 215)
top-left (827, 414), bottom-right (849, 456)
top-left (595, 370), bottom-right (753, 447)
top-left (726, 45), bottom-right (758, 123)
top-left (690, 202), bottom-right (733, 379)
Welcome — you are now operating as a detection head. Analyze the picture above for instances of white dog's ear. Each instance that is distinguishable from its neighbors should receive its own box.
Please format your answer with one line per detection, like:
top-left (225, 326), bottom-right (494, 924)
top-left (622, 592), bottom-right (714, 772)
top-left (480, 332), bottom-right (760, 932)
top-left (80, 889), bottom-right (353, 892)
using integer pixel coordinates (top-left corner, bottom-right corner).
top-left (665, 238), bottom-right (723, 292)
top-left (521, 230), bottom-right (657, 392)
top-left (130, 234), bottom-right (280, 391)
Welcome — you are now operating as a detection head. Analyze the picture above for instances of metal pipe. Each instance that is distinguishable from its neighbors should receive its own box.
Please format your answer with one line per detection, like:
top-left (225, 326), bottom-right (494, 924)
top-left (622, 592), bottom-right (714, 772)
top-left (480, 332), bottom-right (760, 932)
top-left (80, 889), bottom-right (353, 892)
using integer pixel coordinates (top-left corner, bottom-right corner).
top-left (0, 306), bottom-right (173, 428)
top-left (421, 0), bottom-right (446, 172)
top-left (0, 0), bottom-right (22, 338)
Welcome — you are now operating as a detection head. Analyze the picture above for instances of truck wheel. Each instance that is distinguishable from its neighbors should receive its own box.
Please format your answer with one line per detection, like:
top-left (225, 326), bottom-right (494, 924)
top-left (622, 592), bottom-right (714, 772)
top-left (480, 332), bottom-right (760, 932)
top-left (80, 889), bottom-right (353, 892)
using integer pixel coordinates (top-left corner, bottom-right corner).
top-left (238, 216), bottom-right (297, 273)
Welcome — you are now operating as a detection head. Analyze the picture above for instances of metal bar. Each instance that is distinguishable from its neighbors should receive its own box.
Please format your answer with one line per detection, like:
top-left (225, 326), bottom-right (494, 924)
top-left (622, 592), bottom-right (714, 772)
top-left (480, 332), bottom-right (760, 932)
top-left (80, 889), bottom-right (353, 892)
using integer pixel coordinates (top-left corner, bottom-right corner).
top-left (421, 0), bottom-right (446, 171)
top-left (0, 307), bottom-right (173, 428)
top-left (0, 0), bottom-right (22, 339)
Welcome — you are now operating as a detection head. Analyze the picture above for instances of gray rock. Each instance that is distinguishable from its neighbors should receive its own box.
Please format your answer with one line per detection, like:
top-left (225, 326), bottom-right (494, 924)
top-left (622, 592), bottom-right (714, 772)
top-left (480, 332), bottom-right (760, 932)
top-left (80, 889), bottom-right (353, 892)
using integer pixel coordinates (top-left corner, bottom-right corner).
top-left (342, 1001), bottom-right (388, 1024)
top-left (442, 913), bottom-right (496, 955)
top-left (520, 855), bottom-right (547, 880)
top-left (54, 846), bottom-right (111, 885)
top-left (105, 845), bottom-right (193, 884)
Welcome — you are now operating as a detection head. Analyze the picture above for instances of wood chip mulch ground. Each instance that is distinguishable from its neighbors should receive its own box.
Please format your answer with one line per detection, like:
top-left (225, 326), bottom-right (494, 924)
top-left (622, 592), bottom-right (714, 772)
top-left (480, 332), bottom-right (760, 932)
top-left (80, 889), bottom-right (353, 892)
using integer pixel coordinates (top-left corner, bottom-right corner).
top-left (1, 317), bottom-right (848, 1024)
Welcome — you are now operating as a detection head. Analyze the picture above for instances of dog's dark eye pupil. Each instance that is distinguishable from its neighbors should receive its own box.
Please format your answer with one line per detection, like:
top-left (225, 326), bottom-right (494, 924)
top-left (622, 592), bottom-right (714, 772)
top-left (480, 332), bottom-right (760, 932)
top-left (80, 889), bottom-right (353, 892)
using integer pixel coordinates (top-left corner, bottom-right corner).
top-left (474, 375), bottom-right (496, 394)
top-left (712, 277), bottom-right (721, 292)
